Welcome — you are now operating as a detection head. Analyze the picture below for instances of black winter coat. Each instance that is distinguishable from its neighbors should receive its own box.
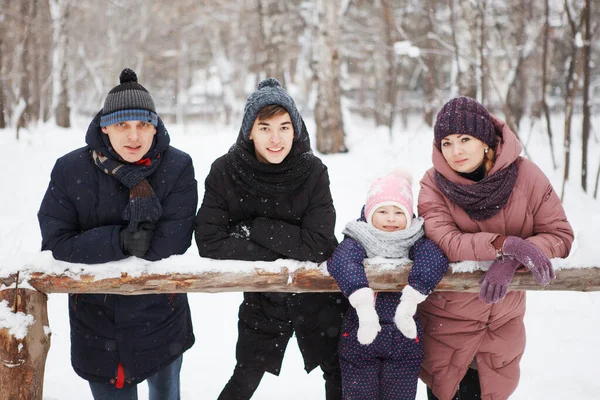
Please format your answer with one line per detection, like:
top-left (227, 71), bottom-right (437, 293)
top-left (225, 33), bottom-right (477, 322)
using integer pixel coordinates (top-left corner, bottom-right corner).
top-left (195, 127), bottom-right (348, 374)
top-left (38, 113), bottom-right (197, 386)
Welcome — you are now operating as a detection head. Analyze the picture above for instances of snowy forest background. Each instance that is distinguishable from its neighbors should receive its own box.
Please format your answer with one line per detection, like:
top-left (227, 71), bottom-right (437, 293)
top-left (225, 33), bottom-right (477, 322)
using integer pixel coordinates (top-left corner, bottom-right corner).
top-left (1, 1), bottom-right (600, 399)
top-left (1, 0), bottom-right (600, 196)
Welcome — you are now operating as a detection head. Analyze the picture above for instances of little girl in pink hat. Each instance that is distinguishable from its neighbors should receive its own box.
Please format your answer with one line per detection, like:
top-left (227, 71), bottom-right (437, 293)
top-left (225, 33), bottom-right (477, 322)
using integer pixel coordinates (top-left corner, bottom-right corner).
top-left (327, 170), bottom-right (449, 400)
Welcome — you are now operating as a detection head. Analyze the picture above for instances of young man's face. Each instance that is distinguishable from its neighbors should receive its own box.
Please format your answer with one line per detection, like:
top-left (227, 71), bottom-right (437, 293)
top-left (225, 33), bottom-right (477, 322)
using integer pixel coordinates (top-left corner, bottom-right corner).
top-left (249, 112), bottom-right (294, 164)
top-left (102, 120), bottom-right (157, 163)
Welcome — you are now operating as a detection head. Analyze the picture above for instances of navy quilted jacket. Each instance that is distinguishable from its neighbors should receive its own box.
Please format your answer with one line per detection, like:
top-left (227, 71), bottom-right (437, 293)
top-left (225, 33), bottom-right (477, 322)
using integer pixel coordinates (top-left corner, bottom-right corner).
top-left (327, 213), bottom-right (448, 325)
top-left (38, 112), bottom-right (197, 386)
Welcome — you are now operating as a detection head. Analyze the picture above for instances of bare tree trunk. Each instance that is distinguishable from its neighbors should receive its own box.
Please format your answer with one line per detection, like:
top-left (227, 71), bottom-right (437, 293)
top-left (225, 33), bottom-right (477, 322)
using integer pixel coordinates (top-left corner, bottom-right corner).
top-left (50, 0), bottom-right (71, 128)
top-left (0, 287), bottom-right (50, 400)
top-left (581, 0), bottom-right (591, 192)
top-left (478, 0), bottom-right (488, 104)
top-left (541, 0), bottom-right (557, 170)
top-left (0, 36), bottom-right (5, 129)
top-left (28, 1), bottom-right (41, 126)
top-left (458, 0), bottom-right (479, 99)
top-left (175, 28), bottom-right (189, 126)
top-left (258, 0), bottom-right (286, 85)
top-left (16, 0), bottom-right (34, 138)
top-left (314, 0), bottom-right (346, 154)
top-left (208, 26), bottom-right (236, 126)
top-left (381, 0), bottom-right (398, 138)
top-left (506, 55), bottom-right (527, 130)
top-left (422, 0), bottom-right (438, 126)
top-left (560, 2), bottom-right (586, 201)
top-left (594, 161), bottom-right (600, 199)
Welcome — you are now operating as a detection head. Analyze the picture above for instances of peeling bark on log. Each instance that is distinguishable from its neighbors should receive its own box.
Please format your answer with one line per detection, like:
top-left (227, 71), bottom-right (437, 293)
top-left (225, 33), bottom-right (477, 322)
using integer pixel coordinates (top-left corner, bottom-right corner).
top-left (4, 263), bottom-right (600, 295)
top-left (0, 288), bottom-right (50, 400)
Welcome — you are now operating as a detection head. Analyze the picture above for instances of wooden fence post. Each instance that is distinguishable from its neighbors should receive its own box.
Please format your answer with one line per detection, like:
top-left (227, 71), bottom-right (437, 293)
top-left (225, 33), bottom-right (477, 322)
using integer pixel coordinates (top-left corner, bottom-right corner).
top-left (0, 283), bottom-right (51, 400)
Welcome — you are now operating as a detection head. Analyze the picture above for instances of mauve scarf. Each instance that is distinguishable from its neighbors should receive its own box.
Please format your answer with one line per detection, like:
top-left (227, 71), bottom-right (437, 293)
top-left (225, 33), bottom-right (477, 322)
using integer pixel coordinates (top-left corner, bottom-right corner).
top-left (434, 161), bottom-right (519, 220)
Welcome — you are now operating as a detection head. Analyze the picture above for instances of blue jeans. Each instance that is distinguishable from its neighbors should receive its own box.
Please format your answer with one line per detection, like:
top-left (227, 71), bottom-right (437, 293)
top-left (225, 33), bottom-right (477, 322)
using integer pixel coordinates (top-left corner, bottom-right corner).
top-left (89, 356), bottom-right (183, 400)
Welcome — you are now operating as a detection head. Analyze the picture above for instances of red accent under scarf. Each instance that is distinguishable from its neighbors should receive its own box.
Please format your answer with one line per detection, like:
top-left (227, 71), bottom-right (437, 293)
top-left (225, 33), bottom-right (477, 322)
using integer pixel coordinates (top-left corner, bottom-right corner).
top-left (115, 362), bottom-right (125, 389)
top-left (136, 158), bottom-right (151, 166)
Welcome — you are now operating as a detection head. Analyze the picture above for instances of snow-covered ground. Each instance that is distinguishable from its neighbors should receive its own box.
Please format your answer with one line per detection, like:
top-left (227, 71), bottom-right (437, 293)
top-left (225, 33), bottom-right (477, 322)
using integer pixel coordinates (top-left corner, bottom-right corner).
top-left (1, 112), bottom-right (599, 399)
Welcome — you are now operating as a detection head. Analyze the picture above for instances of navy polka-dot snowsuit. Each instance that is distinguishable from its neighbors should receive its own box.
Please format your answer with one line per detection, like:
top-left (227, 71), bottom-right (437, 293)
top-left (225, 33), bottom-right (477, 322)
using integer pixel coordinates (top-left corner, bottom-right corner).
top-left (327, 225), bottom-right (448, 400)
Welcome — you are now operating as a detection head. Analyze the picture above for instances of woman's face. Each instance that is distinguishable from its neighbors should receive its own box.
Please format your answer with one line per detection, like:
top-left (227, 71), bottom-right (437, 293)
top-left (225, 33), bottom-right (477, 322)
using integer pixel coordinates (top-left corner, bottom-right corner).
top-left (440, 134), bottom-right (488, 173)
top-left (249, 112), bottom-right (294, 164)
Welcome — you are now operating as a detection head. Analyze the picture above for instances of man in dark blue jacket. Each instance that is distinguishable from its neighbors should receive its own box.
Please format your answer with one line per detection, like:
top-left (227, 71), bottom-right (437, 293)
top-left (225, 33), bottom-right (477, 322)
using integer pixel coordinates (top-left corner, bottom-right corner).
top-left (38, 68), bottom-right (197, 400)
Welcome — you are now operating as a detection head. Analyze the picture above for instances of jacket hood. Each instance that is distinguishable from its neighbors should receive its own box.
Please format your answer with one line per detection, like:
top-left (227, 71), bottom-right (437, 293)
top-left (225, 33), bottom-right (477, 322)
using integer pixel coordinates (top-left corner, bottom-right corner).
top-left (85, 110), bottom-right (171, 161)
top-left (431, 113), bottom-right (523, 184)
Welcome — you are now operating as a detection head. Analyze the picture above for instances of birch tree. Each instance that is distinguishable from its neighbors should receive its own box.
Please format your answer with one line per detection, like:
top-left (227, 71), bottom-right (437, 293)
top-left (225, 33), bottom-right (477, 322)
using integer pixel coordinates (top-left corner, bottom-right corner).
top-left (49, 0), bottom-right (71, 127)
top-left (581, 0), bottom-right (591, 192)
top-left (314, 0), bottom-right (346, 154)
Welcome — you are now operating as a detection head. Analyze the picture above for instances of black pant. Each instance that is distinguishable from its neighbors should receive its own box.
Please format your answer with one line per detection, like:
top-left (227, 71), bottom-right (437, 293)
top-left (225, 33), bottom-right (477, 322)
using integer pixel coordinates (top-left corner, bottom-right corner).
top-left (426, 368), bottom-right (481, 400)
top-left (218, 352), bottom-right (342, 400)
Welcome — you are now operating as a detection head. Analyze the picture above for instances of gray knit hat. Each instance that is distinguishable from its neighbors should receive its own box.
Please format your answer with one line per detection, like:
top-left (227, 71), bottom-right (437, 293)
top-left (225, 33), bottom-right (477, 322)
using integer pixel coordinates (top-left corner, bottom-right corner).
top-left (100, 68), bottom-right (158, 127)
top-left (434, 96), bottom-right (497, 150)
top-left (241, 77), bottom-right (302, 141)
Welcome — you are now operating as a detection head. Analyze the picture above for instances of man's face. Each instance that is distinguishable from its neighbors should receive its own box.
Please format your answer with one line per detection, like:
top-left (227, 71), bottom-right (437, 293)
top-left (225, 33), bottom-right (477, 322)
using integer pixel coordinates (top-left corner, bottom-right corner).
top-left (249, 112), bottom-right (294, 164)
top-left (102, 120), bottom-right (157, 163)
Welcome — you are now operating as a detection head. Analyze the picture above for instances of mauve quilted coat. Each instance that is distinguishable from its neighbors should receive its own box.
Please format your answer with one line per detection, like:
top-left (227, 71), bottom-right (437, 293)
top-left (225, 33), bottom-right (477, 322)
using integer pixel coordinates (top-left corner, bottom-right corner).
top-left (417, 114), bottom-right (574, 400)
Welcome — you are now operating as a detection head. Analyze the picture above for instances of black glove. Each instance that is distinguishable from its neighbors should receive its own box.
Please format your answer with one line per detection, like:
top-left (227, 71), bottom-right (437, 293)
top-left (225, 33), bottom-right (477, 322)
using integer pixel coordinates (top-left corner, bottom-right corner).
top-left (120, 222), bottom-right (156, 257)
top-left (228, 220), bottom-right (252, 240)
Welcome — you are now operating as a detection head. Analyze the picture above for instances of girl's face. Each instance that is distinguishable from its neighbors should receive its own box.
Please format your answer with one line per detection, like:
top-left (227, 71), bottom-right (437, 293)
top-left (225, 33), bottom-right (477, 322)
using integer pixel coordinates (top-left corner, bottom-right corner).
top-left (371, 205), bottom-right (407, 232)
top-left (249, 112), bottom-right (294, 164)
top-left (440, 134), bottom-right (488, 173)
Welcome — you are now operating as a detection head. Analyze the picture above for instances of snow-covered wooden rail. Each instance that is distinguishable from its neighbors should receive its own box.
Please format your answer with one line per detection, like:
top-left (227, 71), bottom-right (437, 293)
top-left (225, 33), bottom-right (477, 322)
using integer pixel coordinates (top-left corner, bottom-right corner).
top-left (2, 260), bottom-right (600, 294)
top-left (1, 260), bottom-right (599, 399)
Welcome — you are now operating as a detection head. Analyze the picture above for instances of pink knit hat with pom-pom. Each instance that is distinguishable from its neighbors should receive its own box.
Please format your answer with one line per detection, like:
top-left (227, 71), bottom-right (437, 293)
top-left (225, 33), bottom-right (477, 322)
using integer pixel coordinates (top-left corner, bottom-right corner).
top-left (364, 170), bottom-right (414, 228)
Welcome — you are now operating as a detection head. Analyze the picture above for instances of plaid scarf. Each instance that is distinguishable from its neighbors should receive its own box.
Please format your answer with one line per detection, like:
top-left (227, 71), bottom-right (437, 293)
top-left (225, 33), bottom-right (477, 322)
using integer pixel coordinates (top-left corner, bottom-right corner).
top-left (434, 160), bottom-right (519, 221)
top-left (92, 150), bottom-right (163, 232)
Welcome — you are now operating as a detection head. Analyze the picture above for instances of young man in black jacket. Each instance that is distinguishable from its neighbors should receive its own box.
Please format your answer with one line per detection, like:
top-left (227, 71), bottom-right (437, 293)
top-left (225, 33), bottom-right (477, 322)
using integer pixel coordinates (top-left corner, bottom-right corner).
top-left (38, 68), bottom-right (197, 400)
top-left (195, 78), bottom-right (348, 400)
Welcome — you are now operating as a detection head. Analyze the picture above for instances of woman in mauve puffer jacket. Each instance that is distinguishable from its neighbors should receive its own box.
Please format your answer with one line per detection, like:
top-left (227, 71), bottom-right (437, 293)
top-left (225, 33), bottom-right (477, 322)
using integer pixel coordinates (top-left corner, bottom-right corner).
top-left (417, 97), bottom-right (573, 400)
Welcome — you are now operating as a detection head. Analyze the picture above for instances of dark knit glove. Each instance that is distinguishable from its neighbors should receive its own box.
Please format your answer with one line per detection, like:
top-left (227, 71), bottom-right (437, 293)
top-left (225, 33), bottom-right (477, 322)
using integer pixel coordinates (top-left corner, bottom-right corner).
top-left (120, 222), bottom-right (156, 257)
top-left (479, 257), bottom-right (521, 304)
top-left (228, 220), bottom-right (252, 240)
top-left (502, 236), bottom-right (555, 286)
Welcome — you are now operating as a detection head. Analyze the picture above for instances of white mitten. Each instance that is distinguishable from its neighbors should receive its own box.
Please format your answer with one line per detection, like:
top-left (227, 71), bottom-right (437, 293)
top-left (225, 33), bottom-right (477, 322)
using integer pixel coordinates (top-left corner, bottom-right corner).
top-left (394, 285), bottom-right (428, 339)
top-left (348, 287), bottom-right (381, 345)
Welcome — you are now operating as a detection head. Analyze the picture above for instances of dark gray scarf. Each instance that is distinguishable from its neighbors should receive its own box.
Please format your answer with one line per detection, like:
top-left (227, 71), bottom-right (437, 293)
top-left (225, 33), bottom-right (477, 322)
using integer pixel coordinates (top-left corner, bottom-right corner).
top-left (434, 161), bottom-right (519, 220)
top-left (226, 143), bottom-right (314, 197)
top-left (343, 217), bottom-right (425, 259)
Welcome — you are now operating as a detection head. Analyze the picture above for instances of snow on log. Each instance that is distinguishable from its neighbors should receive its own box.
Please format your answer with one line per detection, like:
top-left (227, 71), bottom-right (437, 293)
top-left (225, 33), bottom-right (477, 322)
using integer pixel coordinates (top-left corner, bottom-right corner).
top-left (0, 288), bottom-right (50, 400)
top-left (2, 260), bottom-right (599, 294)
